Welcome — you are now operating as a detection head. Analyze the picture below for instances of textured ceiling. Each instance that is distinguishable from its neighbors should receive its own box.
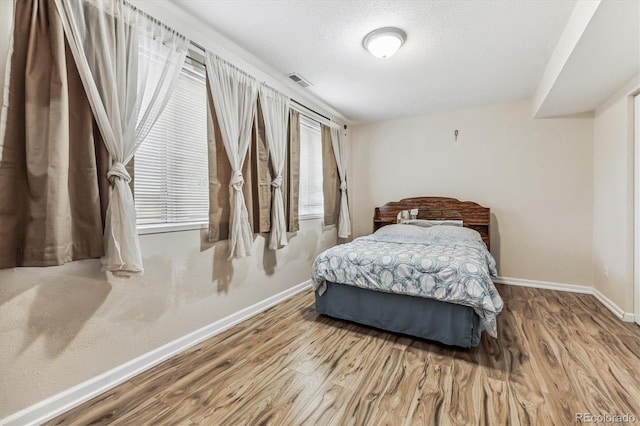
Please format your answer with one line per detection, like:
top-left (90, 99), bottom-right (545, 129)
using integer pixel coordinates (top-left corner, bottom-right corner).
top-left (171, 0), bottom-right (576, 123)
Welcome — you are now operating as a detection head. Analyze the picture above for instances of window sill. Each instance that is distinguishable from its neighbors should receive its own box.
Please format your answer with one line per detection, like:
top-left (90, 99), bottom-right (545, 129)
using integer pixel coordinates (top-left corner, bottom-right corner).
top-left (137, 222), bottom-right (208, 235)
top-left (299, 213), bottom-right (324, 221)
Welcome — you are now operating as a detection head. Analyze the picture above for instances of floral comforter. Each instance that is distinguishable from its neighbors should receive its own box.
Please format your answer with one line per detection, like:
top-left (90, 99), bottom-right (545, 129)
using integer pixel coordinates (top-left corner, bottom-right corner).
top-left (312, 224), bottom-right (503, 337)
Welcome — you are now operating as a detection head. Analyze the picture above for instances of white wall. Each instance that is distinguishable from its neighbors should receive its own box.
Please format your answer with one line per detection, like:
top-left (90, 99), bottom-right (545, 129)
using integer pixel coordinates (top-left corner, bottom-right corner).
top-left (0, 0), bottom-right (343, 418)
top-left (351, 99), bottom-right (594, 286)
top-left (592, 75), bottom-right (639, 312)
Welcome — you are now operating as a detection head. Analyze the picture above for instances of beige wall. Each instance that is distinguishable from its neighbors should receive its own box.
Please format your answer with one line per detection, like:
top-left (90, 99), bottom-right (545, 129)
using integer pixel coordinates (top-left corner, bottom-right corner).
top-left (351, 99), bottom-right (594, 285)
top-left (0, 223), bottom-right (336, 417)
top-left (592, 75), bottom-right (639, 312)
top-left (0, 0), bottom-right (344, 418)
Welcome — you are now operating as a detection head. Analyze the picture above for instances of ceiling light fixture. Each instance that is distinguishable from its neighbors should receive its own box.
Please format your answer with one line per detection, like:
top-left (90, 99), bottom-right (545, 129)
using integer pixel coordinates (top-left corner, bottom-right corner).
top-left (363, 27), bottom-right (406, 59)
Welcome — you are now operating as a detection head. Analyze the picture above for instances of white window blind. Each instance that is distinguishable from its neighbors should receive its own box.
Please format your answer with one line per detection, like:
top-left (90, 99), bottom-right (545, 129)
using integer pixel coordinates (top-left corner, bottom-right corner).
top-left (134, 59), bottom-right (209, 230)
top-left (299, 115), bottom-right (324, 218)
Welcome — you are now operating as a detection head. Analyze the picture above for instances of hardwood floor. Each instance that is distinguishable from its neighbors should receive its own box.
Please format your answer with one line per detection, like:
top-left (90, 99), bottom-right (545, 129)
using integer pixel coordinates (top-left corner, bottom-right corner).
top-left (47, 284), bottom-right (640, 425)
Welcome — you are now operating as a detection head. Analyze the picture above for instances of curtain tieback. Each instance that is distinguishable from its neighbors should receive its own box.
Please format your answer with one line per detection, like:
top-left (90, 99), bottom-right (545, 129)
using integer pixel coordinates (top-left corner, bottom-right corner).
top-left (271, 175), bottom-right (283, 188)
top-left (339, 182), bottom-right (347, 192)
top-left (107, 162), bottom-right (131, 184)
top-left (231, 171), bottom-right (244, 191)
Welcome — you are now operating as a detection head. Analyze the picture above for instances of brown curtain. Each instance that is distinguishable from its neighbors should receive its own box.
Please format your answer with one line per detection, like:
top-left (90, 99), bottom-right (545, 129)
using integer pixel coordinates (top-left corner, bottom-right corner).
top-left (0, 0), bottom-right (108, 269)
top-left (252, 99), bottom-right (272, 233)
top-left (321, 124), bottom-right (339, 226)
top-left (206, 81), bottom-right (258, 242)
top-left (207, 87), bottom-right (302, 242)
top-left (286, 109), bottom-right (300, 232)
top-left (253, 106), bottom-right (300, 234)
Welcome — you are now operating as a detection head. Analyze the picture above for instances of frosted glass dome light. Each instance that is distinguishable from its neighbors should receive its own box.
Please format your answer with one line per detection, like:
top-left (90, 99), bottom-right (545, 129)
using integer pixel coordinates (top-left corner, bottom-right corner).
top-left (363, 27), bottom-right (406, 59)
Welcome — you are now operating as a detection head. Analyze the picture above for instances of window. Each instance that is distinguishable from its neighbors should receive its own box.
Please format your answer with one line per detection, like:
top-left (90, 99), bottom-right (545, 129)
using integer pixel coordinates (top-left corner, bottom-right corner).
top-left (134, 57), bottom-right (209, 232)
top-left (299, 115), bottom-right (324, 218)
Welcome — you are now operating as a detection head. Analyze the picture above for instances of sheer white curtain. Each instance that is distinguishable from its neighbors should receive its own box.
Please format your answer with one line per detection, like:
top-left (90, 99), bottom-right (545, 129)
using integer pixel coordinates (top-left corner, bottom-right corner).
top-left (259, 83), bottom-right (290, 249)
top-left (206, 54), bottom-right (258, 258)
top-left (330, 127), bottom-right (352, 238)
top-left (54, 0), bottom-right (189, 276)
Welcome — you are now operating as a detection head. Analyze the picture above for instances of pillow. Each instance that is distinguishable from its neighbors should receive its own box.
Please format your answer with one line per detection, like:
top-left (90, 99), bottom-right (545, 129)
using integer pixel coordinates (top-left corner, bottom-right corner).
top-left (423, 225), bottom-right (482, 243)
top-left (372, 224), bottom-right (433, 243)
top-left (373, 224), bottom-right (484, 247)
top-left (399, 219), bottom-right (463, 228)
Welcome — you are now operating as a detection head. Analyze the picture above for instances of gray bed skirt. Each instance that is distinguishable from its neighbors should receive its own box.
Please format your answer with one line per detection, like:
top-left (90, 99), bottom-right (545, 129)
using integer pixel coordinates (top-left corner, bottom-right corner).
top-left (315, 282), bottom-right (483, 348)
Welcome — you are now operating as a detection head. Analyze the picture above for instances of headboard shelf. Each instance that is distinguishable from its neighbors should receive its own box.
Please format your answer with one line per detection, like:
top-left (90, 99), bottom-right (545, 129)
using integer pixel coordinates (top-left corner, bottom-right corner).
top-left (373, 196), bottom-right (491, 250)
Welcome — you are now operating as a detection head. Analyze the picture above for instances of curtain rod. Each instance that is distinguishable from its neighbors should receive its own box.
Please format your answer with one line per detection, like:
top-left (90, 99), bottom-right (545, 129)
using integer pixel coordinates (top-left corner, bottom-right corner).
top-left (291, 99), bottom-right (333, 124)
top-left (191, 41), bottom-right (206, 52)
top-left (185, 46), bottom-right (341, 129)
top-left (127, 2), bottom-right (189, 39)
top-left (127, 2), bottom-right (338, 127)
top-left (127, 2), bottom-right (340, 128)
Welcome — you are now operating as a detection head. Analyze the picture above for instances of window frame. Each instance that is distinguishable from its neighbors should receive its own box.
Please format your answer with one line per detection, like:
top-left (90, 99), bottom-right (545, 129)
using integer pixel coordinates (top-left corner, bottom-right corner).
top-left (298, 114), bottom-right (325, 221)
top-left (134, 53), bottom-right (332, 233)
top-left (134, 52), bottom-right (209, 235)
top-left (137, 222), bottom-right (208, 235)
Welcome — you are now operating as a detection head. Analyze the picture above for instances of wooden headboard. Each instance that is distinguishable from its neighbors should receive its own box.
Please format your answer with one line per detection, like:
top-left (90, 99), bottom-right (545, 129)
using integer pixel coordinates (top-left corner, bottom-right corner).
top-left (373, 196), bottom-right (491, 250)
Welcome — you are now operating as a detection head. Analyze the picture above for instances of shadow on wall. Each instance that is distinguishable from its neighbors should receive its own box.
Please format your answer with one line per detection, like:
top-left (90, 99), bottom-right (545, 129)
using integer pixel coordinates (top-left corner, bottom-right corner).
top-left (262, 226), bottom-right (327, 273)
top-left (212, 241), bottom-right (234, 294)
top-left (262, 234), bottom-right (277, 276)
top-left (195, 220), bottom-right (333, 295)
top-left (490, 213), bottom-right (501, 274)
top-left (258, 223), bottom-right (333, 278)
top-left (178, 247), bottom-right (218, 305)
top-left (109, 255), bottom-right (172, 326)
top-left (206, 237), bottom-right (253, 294)
top-left (284, 229), bottom-right (318, 263)
top-left (19, 262), bottom-right (111, 358)
top-left (199, 230), bottom-right (234, 294)
top-left (0, 270), bottom-right (42, 307)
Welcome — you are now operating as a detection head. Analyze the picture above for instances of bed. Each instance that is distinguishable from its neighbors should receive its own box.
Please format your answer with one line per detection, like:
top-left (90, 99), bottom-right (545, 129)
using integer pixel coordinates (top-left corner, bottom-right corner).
top-left (312, 197), bottom-right (503, 348)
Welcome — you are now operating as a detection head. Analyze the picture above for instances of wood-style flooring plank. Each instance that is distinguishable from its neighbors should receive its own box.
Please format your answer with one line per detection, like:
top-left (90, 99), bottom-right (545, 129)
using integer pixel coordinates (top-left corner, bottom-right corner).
top-left (47, 284), bottom-right (640, 425)
top-left (108, 398), bottom-right (172, 426)
top-left (284, 377), bottom-right (351, 426)
top-left (402, 363), bottom-right (452, 425)
top-left (43, 381), bottom-right (160, 426)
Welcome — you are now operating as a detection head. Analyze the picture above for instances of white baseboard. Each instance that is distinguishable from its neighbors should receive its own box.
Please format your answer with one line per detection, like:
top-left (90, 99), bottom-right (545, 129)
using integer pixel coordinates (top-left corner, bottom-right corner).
top-left (492, 276), bottom-right (592, 294)
top-left (494, 276), bottom-right (635, 323)
top-left (0, 280), bottom-right (313, 426)
top-left (592, 288), bottom-right (636, 322)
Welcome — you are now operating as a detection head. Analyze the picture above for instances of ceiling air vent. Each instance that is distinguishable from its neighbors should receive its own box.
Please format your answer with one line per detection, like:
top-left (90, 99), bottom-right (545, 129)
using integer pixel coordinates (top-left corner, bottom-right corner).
top-left (287, 72), bottom-right (313, 88)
